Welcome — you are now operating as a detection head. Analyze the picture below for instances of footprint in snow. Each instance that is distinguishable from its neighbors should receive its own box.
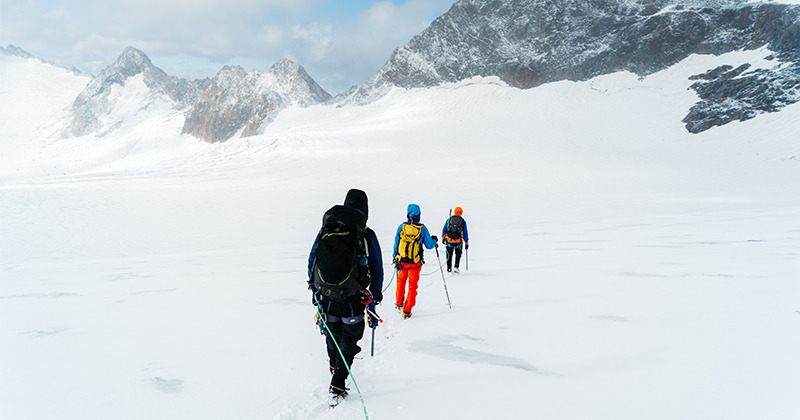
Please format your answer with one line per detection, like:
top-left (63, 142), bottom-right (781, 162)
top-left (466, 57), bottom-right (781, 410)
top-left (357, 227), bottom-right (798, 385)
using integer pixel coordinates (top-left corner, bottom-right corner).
top-left (148, 377), bottom-right (184, 393)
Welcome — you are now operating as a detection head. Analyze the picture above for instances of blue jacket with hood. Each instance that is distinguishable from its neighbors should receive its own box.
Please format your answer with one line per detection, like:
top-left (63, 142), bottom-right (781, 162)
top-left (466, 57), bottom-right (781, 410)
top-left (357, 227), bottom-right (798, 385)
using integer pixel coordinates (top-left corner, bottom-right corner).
top-left (393, 204), bottom-right (437, 261)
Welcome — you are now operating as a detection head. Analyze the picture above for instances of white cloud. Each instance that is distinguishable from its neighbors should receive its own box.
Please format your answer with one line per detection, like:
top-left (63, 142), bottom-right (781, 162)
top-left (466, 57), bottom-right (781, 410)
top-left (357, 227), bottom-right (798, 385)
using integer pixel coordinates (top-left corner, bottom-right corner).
top-left (287, 0), bottom-right (455, 92)
top-left (0, 0), bottom-right (455, 94)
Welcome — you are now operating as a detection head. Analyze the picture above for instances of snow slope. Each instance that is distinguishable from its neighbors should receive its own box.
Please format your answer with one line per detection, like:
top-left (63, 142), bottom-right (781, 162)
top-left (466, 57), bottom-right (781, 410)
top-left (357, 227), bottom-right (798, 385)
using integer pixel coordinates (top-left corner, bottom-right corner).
top-left (1, 48), bottom-right (799, 420)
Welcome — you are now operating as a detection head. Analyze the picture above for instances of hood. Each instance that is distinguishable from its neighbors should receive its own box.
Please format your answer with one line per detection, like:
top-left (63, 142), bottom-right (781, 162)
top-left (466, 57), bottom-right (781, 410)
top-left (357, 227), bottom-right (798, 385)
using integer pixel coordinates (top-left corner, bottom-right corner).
top-left (406, 203), bottom-right (421, 222)
top-left (344, 189), bottom-right (368, 219)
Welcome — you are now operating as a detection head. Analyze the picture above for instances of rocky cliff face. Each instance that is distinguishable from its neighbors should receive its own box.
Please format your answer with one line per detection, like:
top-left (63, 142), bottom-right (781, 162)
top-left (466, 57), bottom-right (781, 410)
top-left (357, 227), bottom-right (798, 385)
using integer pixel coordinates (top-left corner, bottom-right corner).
top-left (182, 60), bottom-right (331, 143)
top-left (340, 0), bottom-right (800, 133)
top-left (67, 48), bottom-right (330, 142)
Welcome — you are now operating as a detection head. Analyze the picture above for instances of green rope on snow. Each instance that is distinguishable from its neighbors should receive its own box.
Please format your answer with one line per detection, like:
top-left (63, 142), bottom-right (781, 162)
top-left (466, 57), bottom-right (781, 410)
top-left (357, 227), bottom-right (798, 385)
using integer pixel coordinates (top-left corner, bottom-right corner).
top-left (382, 268), bottom-right (396, 294)
top-left (421, 258), bottom-right (446, 276)
top-left (315, 304), bottom-right (370, 420)
top-left (383, 258), bottom-right (446, 292)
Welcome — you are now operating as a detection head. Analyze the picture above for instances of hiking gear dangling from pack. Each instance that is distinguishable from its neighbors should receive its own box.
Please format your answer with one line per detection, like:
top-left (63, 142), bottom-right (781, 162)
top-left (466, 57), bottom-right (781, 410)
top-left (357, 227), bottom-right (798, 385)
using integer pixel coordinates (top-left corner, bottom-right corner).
top-left (366, 302), bottom-right (381, 329)
top-left (314, 311), bottom-right (325, 335)
top-left (312, 205), bottom-right (370, 302)
top-left (359, 289), bottom-right (373, 305)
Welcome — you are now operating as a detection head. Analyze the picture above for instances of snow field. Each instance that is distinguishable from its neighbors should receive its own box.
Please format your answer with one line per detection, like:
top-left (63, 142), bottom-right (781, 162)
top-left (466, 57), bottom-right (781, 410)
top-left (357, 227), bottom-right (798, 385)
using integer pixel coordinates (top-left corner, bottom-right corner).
top-left (1, 49), bottom-right (799, 419)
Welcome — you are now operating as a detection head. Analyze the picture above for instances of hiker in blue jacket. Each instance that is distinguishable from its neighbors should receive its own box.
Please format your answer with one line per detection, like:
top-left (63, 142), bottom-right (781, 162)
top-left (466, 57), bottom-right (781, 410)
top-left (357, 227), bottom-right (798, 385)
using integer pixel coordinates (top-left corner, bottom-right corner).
top-left (392, 203), bottom-right (438, 318)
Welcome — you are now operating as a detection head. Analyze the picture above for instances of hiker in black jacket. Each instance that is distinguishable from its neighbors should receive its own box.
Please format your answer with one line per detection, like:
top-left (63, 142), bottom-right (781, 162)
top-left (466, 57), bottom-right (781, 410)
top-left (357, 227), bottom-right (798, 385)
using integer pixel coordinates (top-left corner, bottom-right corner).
top-left (307, 189), bottom-right (383, 405)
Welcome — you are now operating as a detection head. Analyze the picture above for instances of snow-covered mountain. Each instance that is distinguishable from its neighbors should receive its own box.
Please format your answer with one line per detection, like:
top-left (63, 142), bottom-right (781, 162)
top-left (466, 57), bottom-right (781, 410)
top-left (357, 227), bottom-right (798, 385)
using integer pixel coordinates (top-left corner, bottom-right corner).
top-left (340, 0), bottom-right (800, 132)
top-left (0, 44), bottom-right (87, 76)
top-left (68, 47), bottom-right (210, 137)
top-left (182, 60), bottom-right (332, 143)
top-left (7, 0), bottom-right (800, 139)
top-left (65, 47), bottom-right (331, 142)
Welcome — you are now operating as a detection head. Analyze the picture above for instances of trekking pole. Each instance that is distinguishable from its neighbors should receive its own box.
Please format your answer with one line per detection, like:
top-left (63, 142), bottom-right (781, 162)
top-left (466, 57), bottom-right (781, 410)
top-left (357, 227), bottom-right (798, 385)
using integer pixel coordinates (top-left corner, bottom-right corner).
top-left (466, 246), bottom-right (469, 271)
top-left (434, 246), bottom-right (452, 308)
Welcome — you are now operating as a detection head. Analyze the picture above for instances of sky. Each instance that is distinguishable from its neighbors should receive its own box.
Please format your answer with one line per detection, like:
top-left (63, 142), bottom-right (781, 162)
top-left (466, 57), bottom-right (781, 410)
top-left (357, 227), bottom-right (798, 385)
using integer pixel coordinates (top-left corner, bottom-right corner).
top-left (0, 0), bottom-right (456, 94)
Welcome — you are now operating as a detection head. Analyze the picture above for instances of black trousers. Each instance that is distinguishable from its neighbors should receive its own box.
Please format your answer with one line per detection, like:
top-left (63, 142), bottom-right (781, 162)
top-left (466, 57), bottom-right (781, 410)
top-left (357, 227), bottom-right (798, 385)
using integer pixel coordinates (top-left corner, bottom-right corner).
top-left (445, 243), bottom-right (463, 270)
top-left (323, 313), bottom-right (365, 389)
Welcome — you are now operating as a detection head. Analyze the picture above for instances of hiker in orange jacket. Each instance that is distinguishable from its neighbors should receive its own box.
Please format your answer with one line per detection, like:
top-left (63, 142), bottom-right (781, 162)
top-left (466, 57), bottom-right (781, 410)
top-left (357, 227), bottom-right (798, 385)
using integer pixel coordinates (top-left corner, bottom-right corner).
top-left (442, 206), bottom-right (469, 273)
top-left (392, 204), bottom-right (438, 319)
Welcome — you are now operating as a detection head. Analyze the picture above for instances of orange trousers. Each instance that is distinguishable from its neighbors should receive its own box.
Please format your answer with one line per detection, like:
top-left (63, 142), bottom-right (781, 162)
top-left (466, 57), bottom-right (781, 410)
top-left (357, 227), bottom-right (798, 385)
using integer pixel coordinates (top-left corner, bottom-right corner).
top-left (396, 262), bottom-right (422, 314)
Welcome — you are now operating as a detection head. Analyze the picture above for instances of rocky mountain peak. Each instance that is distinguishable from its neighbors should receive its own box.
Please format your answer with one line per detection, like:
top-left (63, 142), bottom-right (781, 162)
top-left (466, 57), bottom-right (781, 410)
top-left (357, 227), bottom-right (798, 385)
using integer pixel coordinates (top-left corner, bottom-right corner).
top-left (181, 60), bottom-right (331, 143)
top-left (340, 0), bottom-right (800, 133)
top-left (85, 46), bottom-right (168, 97)
top-left (65, 48), bottom-right (330, 142)
top-left (68, 46), bottom-right (179, 137)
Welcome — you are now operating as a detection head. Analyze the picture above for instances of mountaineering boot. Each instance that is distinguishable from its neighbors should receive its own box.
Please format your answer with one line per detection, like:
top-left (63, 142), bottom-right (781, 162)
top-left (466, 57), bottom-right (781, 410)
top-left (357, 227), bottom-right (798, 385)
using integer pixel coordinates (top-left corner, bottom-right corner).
top-left (328, 385), bottom-right (348, 407)
top-left (453, 267), bottom-right (459, 274)
top-left (402, 311), bottom-right (412, 319)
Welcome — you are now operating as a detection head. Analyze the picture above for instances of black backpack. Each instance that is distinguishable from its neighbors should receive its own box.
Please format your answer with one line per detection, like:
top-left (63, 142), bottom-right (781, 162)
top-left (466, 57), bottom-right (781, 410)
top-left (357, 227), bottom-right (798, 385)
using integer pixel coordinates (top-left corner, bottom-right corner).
top-left (312, 205), bottom-right (370, 301)
top-left (446, 215), bottom-right (464, 240)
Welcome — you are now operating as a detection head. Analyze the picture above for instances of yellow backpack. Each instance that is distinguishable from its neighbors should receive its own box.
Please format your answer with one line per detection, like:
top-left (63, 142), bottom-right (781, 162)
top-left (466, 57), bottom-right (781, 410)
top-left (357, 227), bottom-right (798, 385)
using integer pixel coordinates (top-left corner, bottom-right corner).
top-left (398, 223), bottom-right (423, 264)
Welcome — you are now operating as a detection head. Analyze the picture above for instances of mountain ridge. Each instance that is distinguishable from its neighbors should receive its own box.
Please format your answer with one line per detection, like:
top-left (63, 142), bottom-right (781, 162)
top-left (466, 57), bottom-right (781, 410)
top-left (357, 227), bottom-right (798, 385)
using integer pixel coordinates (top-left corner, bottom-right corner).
top-left (5, 0), bottom-right (800, 138)
top-left (338, 0), bottom-right (800, 132)
top-left (59, 47), bottom-right (331, 143)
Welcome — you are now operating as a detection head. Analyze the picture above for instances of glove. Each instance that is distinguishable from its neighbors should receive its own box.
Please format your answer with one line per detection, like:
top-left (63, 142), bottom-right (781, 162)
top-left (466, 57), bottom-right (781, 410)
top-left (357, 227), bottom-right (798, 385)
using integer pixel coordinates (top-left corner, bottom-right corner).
top-left (366, 302), bottom-right (380, 329)
top-left (465, 243), bottom-right (469, 250)
top-left (393, 257), bottom-right (402, 271)
top-left (442, 237), bottom-right (447, 245)
top-left (359, 289), bottom-right (373, 305)
top-left (431, 235), bottom-right (438, 242)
